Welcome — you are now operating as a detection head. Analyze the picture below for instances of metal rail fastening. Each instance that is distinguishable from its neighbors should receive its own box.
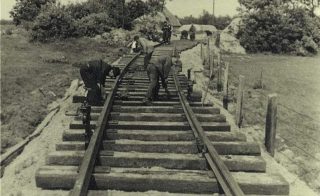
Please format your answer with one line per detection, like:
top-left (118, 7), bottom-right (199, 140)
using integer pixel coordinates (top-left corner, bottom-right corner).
top-left (172, 69), bottom-right (245, 196)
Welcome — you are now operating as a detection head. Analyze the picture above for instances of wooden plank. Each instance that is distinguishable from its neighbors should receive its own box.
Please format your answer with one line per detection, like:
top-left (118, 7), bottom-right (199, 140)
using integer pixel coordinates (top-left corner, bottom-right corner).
top-left (173, 69), bottom-right (245, 196)
top-left (265, 94), bottom-right (278, 157)
top-left (56, 141), bottom-right (260, 155)
top-left (36, 166), bottom-right (289, 195)
top-left (69, 54), bottom-right (139, 196)
top-left (63, 129), bottom-right (247, 142)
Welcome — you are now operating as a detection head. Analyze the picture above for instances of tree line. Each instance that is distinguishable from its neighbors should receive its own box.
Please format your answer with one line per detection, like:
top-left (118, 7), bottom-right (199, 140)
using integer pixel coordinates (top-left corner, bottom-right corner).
top-left (9, 0), bottom-right (165, 42)
top-left (178, 10), bottom-right (232, 30)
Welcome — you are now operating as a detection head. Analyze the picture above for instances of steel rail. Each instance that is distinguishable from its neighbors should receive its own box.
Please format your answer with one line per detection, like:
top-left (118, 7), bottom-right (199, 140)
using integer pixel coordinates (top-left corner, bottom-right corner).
top-left (69, 54), bottom-right (140, 196)
top-left (172, 70), bottom-right (245, 196)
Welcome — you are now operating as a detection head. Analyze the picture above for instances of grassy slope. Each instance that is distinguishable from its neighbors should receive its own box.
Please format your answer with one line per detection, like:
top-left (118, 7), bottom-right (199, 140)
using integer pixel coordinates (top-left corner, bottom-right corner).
top-left (224, 53), bottom-right (320, 192)
top-left (0, 25), bottom-right (121, 153)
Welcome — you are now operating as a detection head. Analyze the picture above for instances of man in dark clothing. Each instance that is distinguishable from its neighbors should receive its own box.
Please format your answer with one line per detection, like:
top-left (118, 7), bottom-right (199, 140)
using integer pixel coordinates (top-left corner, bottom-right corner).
top-left (189, 24), bottom-right (196, 41)
top-left (79, 60), bottom-right (120, 106)
top-left (162, 21), bottom-right (172, 44)
top-left (143, 55), bottom-right (181, 105)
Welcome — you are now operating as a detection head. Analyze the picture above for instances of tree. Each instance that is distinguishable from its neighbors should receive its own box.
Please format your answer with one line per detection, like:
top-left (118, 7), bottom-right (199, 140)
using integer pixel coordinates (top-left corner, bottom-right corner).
top-left (10, 0), bottom-right (56, 25)
top-left (298, 0), bottom-right (320, 16)
top-left (237, 0), bottom-right (320, 54)
top-left (127, 0), bottom-right (150, 20)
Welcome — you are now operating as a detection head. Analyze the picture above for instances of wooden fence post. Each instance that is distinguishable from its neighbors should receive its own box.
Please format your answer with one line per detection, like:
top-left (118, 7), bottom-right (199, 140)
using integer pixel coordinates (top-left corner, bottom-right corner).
top-left (217, 52), bottom-right (222, 92)
top-left (223, 62), bottom-right (229, 109)
top-left (200, 42), bottom-right (203, 61)
top-left (265, 94), bottom-right (278, 157)
top-left (209, 52), bottom-right (214, 79)
top-left (235, 75), bottom-right (245, 128)
top-left (259, 68), bottom-right (263, 88)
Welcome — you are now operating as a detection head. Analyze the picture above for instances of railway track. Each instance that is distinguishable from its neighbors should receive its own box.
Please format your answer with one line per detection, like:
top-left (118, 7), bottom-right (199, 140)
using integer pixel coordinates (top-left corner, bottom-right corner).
top-left (36, 45), bottom-right (289, 195)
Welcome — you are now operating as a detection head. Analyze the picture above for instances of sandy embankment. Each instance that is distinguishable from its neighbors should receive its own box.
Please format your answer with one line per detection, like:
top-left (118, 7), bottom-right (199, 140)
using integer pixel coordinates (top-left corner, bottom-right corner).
top-left (0, 80), bottom-right (83, 196)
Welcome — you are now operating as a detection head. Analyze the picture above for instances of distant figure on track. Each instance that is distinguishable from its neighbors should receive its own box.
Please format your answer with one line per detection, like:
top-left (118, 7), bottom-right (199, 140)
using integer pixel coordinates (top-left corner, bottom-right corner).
top-left (189, 24), bottom-right (196, 41)
top-left (78, 60), bottom-right (120, 106)
top-left (143, 54), bottom-right (181, 105)
top-left (162, 20), bottom-right (172, 44)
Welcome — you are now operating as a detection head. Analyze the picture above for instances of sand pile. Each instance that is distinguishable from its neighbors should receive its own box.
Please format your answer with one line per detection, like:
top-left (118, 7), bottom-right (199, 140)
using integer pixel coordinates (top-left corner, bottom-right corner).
top-left (133, 12), bottom-right (166, 33)
top-left (220, 18), bottom-right (246, 54)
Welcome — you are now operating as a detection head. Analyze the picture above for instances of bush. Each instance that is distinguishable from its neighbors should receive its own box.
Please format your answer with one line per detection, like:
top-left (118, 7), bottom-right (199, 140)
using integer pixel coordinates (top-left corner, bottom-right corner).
top-left (127, 0), bottom-right (150, 20)
top-left (10, 0), bottom-right (55, 25)
top-left (238, 2), bottom-right (320, 55)
top-left (302, 36), bottom-right (318, 54)
top-left (100, 29), bottom-right (134, 47)
top-left (25, 0), bottom-right (157, 41)
top-left (75, 13), bottom-right (115, 37)
top-left (31, 4), bottom-right (75, 42)
top-left (66, 1), bottom-right (106, 20)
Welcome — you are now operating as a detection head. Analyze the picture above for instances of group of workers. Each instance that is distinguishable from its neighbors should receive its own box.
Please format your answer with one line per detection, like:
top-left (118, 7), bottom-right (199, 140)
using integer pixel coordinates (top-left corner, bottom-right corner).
top-left (78, 32), bottom-right (181, 106)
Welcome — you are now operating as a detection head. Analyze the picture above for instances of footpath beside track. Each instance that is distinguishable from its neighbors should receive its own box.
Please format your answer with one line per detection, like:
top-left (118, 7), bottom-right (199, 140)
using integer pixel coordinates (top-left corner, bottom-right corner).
top-left (35, 45), bottom-right (289, 195)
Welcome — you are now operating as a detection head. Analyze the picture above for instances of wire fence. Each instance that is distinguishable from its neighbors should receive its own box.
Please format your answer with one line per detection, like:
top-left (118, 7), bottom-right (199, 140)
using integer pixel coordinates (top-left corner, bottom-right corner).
top-left (203, 52), bottom-right (320, 164)
top-left (245, 105), bottom-right (320, 163)
top-left (233, 76), bottom-right (320, 163)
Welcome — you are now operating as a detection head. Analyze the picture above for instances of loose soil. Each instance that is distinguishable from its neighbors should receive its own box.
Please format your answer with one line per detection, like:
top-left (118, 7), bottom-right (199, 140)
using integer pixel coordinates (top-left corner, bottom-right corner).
top-left (0, 25), bottom-right (122, 154)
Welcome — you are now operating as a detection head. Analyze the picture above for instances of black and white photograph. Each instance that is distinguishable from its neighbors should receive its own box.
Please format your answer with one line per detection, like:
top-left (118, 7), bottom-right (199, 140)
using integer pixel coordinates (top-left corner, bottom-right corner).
top-left (1, 0), bottom-right (320, 195)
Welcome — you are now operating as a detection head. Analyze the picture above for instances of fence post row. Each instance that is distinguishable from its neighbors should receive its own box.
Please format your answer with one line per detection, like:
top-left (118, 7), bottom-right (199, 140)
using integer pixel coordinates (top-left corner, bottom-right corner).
top-left (236, 75), bottom-right (245, 128)
top-left (265, 94), bottom-right (278, 157)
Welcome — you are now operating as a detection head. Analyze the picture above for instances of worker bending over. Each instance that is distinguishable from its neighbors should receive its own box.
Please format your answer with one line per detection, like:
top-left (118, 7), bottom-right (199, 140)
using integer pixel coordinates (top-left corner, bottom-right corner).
top-left (143, 54), bottom-right (181, 105)
top-left (79, 59), bottom-right (120, 106)
top-left (129, 35), bottom-right (155, 70)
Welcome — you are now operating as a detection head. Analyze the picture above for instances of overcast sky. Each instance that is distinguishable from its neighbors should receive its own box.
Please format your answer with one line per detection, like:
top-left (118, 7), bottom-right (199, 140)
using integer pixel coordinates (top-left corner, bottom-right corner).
top-left (1, 0), bottom-right (239, 20)
top-left (166, 0), bottom-right (239, 17)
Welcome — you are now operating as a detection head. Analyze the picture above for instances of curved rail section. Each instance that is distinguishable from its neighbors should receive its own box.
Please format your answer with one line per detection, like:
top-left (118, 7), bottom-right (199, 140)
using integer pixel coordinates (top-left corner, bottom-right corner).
top-left (172, 70), bottom-right (245, 196)
top-left (70, 54), bottom-right (140, 196)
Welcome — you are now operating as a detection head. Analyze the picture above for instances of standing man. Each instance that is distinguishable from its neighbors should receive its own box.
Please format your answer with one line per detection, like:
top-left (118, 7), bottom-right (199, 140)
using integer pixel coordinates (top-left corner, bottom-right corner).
top-left (189, 24), bottom-right (196, 41)
top-left (79, 60), bottom-right (120, 106)
top-left (162, 20), bottom-right (172, 44)
top-left (167, 18), bottom-right (173, 44)
top-left (143, 54), bottom-right (181, 105)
